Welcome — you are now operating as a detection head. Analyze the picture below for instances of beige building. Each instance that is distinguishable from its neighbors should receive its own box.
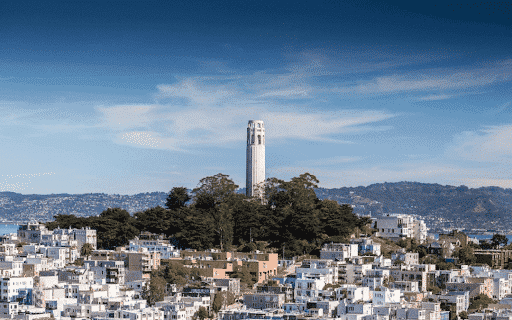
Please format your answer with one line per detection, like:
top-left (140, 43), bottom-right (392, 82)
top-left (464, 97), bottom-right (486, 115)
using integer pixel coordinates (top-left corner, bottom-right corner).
top-left (445, 277), bottom-right (494, 299)
top-left (165, 250), bottom-right (278, 284)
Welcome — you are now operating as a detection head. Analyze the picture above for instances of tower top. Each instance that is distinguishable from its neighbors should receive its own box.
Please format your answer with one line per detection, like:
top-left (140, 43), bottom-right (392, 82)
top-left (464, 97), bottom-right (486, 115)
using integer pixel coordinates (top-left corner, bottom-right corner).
top-left (248, 120), bottom-right (264, 128)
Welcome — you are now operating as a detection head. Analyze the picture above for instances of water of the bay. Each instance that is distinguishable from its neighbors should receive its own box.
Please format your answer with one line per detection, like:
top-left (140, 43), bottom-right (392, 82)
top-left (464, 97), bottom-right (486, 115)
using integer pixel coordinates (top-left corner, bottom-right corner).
top-left (0, 224), bottom-right (19, 235)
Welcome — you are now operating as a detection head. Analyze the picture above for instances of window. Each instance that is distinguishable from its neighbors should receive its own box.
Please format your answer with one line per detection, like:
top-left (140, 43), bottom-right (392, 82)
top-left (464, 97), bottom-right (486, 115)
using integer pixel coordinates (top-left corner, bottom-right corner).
top-left (258, 135), bottom-right (261, 144)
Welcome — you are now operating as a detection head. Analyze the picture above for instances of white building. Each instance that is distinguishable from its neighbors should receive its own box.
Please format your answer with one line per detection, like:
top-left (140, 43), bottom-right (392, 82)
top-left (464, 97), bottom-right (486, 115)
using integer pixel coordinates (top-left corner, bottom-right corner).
top-left (0, 277), bottom-right (34, 304)
top-left (128, 234), bottom-right (179, 259)
top-left (345, 264), bottom-right (372, 284)
top-left (372, 288), bottom-right (400, 305)
top-left (320, 243), bottom-right (359, 261)
top-left (392, 251), bottom-right (419, 265)
top-left (295, 259), bottom-right (338, 284)
top-left (246, 120), bottom-right (265, 198)
top-left (362, 269), bottom-right (390, 290)
top-left (294, 274), bottom-right (327, 303)
top-left (0, 301), bottom-right (19, 318)
top-left (0, 260), bottom-right (23, 277)
top-left (375, 214), bottom-right (428, 242)
top-left (351, 238), bottom-right (381, 256)
top-left (337, 285), bottom-right (371, 303)
top-left (17, 223), bottom-right (97, 252)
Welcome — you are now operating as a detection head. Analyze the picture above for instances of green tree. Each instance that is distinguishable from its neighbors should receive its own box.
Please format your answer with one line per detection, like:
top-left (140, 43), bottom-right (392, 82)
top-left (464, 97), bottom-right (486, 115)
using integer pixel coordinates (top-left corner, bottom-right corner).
top-left (80, 243), bottom-right (93, 257)
top-left (194, 306), bottom-right (209, 320)
top-left (159, 262), bottom-right (190, 285)
top-left (134, 206), bottom-right (170, 235)
top-left (142, 274), bottom-right (166, 306)
top-left (46, 209), bottom-right (139, 250)
top-left (469, 294), bottom-right (496, 311)
top-left (212, 293), bottom-right (224, 314)
top-left (192, 173), bottom-right (238, 251)
top-left (427, 284), bottom-right (442, 294)
top-left (166, 187), bottom-right (191, 210)
top-left (230, 265), bottom-right (257, 286)
top-left (480, 240), bottom-right (493, 250)
top-left (94, 208), bottom-right (139, 250)
top-left (453, 246), bottom-right (477, 265)
top-left (320, 201), bottom-right (358, 241)
top-left (176, 206), bottom-right (216, 250)
top-left (440, 303), bottom-right (457, 320)
top-left (459, 311), bottom-right (469, 319)
top-left (491, 234), bottom-right (508, 249)
top-left (232, 195), bottom-right (265, 246)
top-left (193, 173), bottom-right (238, 206)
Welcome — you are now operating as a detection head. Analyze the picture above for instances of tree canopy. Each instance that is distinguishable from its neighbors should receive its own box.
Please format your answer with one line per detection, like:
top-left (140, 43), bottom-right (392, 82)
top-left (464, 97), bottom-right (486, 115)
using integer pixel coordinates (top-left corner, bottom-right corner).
top-left (46, 172), bottom-right (367, 257)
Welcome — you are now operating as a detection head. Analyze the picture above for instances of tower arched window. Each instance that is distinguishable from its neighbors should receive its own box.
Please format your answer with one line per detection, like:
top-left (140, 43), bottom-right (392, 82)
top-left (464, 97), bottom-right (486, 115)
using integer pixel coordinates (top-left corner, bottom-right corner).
top-left (257, 123), bottom-right (261, 128)
top-left (258, 135), bottom-right (261, 144)
top-left (247, 130), bottom-right (250, 145)
top-left (251, 135), bottom-right (255, 144)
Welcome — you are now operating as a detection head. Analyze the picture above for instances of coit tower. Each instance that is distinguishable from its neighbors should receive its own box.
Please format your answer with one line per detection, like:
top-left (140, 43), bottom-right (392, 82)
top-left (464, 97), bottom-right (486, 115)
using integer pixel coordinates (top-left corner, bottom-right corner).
top-left (246, 120), bottom-right (265, 197)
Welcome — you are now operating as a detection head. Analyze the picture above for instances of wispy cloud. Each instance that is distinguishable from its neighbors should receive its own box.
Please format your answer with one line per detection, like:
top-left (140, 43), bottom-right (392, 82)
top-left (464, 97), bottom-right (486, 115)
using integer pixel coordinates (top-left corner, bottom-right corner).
top-left (97, 101), bottom-right (395, 151)
top-left (96, 105), bottom-right (157, 130)
top-left (448, 125), bottom-right (512, 163)
top-left (333, 59), bottom-right (512, 97)
top-left (417, 94), bottom-right (453, 101)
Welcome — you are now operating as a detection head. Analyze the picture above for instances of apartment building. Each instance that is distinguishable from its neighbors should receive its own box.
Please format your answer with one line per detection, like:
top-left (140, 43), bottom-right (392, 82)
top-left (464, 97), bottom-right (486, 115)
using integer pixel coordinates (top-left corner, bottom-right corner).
top-left (244, 293), bottom-right (285, 309)
top-left (351, 238), bottom-right (382, 256)
top-left (128, 233), bottom-right (180, 259)
top-left (392, 251), bottom-right (419, 265)
top-left (0, 277), bottom-right (33, 304)
top-left (375, 214), bottom-right (428, 242)
top-left (319, 243), bottom-right (359, 261)
top-left (17, 223), bottom-right (97, 252)
top-left (295, 259), bottom-right (338, 284)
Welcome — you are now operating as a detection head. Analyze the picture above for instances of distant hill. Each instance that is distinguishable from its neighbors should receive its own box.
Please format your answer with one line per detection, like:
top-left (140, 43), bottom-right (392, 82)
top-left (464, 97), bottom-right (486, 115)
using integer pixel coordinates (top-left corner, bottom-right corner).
top-left (315, 182), bottom-right (512, 232)
top-left (0, 192), bottom-right (168, 223)
top-left (1, 182), bottom-right (511, 231)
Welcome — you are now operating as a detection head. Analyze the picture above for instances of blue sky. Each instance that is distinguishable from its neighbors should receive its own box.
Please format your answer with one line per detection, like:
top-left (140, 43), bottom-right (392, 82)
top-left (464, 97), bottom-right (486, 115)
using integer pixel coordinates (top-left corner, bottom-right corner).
top-left (1, 0), bottom-right (512, 194)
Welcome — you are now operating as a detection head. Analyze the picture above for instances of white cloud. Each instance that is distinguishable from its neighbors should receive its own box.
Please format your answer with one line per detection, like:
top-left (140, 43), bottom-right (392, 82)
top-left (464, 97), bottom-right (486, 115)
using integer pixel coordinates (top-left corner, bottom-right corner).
top-left (93, 69), bottom-right (397, 151)
top-left (449, 125), bottom-right (512, 163)
top-left (417, 94), bottom-right (453, 101)
top-left (334, 59), bottom-right (512, 96)
top-left (258, 87), bottom-right (312, 99)
top-left (96, 105), bottom-right (157, 130)
top-left (97, 102), bottom-right (394, 151)
top-left (156, 78), bottom-right (238, 106)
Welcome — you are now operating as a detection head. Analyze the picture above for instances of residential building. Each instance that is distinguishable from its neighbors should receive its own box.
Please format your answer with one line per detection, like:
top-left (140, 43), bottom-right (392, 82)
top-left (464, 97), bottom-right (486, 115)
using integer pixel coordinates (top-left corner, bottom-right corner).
top-left (375, 214), bottom-right (428, 242)
top-left (244, 293), bottom-right (285, 309)
top-left (128, 232), bottom-right (180, 259)
top-left (320, 243), bottom-right (359, 261)
top-left (0, 277), bottom-right (33, 304)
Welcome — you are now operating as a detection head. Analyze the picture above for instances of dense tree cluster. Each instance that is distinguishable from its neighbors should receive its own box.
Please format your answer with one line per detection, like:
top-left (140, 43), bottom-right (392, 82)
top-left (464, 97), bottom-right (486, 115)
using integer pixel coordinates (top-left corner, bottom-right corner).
top-left (46, 172), bottom-right (369, 257)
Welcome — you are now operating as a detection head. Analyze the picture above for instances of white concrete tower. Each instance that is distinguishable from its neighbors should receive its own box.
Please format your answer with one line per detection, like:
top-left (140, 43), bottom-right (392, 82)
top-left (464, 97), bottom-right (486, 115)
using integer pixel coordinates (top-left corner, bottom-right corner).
top-left (246, 120), bottom-right (265, 197)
